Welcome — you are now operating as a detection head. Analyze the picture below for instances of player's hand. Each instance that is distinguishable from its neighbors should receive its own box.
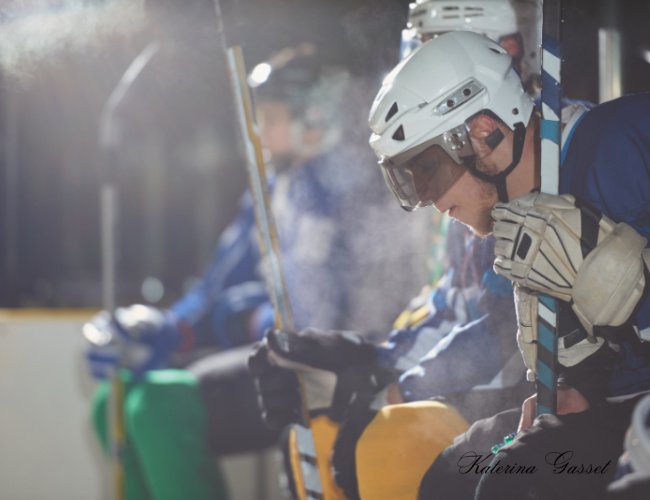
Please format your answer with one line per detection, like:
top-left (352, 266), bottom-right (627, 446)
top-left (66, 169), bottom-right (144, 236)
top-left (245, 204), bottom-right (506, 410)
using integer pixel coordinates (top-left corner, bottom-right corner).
top-left (251, 328), bottom-right (395, 422)
top-left (83, 305), bottom-right (180, 380)
top-left (517, 385), bottom-right (590, 432)
top-left (493, 192), bottom-right (647, 337)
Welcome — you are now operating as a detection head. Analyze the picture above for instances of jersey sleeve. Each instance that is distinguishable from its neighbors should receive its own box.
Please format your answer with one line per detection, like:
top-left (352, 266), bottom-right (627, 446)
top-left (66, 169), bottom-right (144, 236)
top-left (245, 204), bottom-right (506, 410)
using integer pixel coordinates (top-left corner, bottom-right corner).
top-left (171, 191), bottom-right (268, 348)
top-left (396, 274), bottom-right (518, 402)
top-left (561, 93), bottom-right (650, 331)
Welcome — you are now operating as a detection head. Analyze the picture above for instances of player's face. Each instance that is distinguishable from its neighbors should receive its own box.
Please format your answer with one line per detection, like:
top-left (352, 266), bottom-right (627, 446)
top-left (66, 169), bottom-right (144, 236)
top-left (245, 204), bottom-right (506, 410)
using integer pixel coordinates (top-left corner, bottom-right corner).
top-left (431, 169), bottom-right (498, 236)
top-left (256, 100), bottom-right (295, 159)
top-left (405, 119), bottom-right (500, 236)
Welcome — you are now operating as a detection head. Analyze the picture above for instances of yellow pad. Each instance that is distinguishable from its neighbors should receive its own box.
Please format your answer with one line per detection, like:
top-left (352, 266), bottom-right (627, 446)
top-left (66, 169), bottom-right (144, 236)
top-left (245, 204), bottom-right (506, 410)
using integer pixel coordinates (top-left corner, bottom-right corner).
top-left (288, 416), bottom-right (346, 500)
top-left (356, 401), bottom-right (469, 500)
top-left (392, 286), bottom-right (433, 330)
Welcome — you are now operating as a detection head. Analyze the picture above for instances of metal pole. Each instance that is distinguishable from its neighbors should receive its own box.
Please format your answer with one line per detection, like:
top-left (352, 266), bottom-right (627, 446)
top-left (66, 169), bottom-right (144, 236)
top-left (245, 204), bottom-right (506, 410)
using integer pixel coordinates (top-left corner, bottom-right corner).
top-left (98, 41), bottom-right (160, 500)
top-left (2, 80), bottom-right (19, 307)
top-left (598, 0), bottom-right (622, 103)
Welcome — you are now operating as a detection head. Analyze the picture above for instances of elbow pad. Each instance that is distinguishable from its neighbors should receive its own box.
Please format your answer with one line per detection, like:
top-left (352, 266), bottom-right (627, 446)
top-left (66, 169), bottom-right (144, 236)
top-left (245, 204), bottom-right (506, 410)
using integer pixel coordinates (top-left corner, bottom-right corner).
top-left (571, 222), bottom-right (647, 336)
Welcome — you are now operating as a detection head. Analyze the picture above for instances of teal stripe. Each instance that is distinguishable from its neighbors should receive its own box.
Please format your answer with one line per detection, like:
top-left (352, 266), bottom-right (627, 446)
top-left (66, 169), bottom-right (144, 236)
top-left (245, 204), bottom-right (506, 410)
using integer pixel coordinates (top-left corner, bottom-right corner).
top-left (537, 361), bottom-right (554, 388)
top-left (541, 119), bottom-right (560, 144)
top-left (538, 323), bottom-right (556, 351)
top-left (538, 294), bottom-right (556, 311)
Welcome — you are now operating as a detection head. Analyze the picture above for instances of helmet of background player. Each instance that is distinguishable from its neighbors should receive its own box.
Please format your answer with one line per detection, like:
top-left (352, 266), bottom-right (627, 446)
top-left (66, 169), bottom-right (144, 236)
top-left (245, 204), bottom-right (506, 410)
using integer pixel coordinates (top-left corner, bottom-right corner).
top-left (248, 43), bottom-right (350, 169)
top-left (368, 31), bottom-right (534, 210)
top-left (400, 0), bottom-right (541, 92)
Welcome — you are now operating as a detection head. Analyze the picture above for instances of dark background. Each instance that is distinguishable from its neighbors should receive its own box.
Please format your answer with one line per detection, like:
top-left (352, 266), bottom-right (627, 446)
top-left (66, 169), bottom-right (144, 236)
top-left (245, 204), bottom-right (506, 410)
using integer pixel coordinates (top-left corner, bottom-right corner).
top-left (0, 0), bottom-right (648, 308)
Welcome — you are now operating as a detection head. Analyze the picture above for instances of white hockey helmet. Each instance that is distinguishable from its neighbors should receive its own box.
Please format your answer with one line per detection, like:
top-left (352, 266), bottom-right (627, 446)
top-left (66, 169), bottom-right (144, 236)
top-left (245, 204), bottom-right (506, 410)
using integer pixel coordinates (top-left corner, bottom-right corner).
top-left (401, 0), bottom-right (541, 92)
top-left (402, 0), bottom-right (519, 57)
top-left (369, 31), bottom-right (534, 210)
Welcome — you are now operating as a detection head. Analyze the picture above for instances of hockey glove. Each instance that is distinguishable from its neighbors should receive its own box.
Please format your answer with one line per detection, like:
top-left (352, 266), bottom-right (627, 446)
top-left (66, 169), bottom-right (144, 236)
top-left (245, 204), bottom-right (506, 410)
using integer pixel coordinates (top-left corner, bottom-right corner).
top-left (83, 304), bottom-right (181, 380)
top-left (493, 192), bottom-right (648, 338)
top-left (514, 285), bottom-right (606, 381)
top-left (248, 342), bottom-right (303, 430)
top-left (254, 328), bottom-right (395, 499)
top-left (260, 328), bottom-right (395, 422)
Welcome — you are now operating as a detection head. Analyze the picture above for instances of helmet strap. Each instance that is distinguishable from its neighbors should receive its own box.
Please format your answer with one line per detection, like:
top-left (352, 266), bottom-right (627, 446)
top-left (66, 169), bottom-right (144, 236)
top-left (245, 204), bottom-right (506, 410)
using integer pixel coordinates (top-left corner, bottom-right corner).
top-left (463, 122), bottom-right (526, 202)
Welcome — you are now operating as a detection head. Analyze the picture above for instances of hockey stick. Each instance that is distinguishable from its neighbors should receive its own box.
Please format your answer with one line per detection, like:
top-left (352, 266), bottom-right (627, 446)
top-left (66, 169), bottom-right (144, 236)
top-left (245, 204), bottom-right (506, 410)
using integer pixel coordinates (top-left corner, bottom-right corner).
top-left (537, 0), bottom-right (562, 417)
top-left (211, 1), bottom-right (338, 498)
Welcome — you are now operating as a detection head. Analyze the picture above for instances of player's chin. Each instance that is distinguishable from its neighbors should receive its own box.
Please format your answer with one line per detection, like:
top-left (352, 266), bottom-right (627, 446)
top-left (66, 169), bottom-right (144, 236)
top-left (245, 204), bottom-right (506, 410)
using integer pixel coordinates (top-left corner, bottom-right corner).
top-left (458, 210), bottom-right (494, 237)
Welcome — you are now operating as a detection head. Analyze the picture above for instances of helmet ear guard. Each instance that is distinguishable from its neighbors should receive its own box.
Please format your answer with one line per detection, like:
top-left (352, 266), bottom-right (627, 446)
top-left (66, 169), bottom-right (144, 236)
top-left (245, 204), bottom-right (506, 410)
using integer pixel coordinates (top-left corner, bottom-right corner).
top-left (462, 120), bottom-right (527, 203)
top-left (485, 128), bottom-right (505, 151)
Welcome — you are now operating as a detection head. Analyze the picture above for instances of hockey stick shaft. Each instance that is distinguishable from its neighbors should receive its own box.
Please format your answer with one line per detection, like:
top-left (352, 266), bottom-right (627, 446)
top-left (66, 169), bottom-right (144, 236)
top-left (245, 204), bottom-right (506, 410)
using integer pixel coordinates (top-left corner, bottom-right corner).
top-left (537, 0), bottom-right (562, 416)
top-left (211, 2), bottom-right (334, 498)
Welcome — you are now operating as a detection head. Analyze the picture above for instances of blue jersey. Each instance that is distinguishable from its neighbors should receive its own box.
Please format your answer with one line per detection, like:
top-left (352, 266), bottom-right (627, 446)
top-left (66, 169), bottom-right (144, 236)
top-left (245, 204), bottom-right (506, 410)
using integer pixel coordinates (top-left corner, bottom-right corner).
top-left (170, 160), bottom-right (347, 347)
top-left (377, 224), bottom-right (523, 402)
top-left (171, 191), bottom-right (268, 348)
top-left (170, 151), bottom-right (364, 348)
top-left (273, 148), bottom-right (430, 334)
top-left (273, 153), bottom-right (349, 331)
top-left (560, 93), bottom-right (650, 399)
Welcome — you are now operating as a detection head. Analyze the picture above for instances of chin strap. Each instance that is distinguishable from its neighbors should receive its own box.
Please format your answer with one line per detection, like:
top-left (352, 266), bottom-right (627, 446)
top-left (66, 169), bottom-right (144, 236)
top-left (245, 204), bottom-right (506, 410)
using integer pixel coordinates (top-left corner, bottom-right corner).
top-left (463, 122), bottom-right (526, 202)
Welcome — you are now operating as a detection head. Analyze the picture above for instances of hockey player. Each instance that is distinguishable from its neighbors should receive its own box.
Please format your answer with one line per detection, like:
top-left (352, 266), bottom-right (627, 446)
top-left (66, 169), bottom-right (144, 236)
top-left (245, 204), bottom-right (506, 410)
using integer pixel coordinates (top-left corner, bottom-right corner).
top-left (250, 222), bottom-right (527, 499)
top-left (86, 195), bottom-right (273, 500)
top-left (84, 49), bottom-right (328, 500)
top-left (367, 30), bottom-right (650, 499)
top-left (392, 0), bottom-right (542, 416)
top-left (250, 3), bottom-right (547, 499)
top-left (84, 40), bottom-right (431, 499)
top-left (356, 0), bottom-right (545, 418)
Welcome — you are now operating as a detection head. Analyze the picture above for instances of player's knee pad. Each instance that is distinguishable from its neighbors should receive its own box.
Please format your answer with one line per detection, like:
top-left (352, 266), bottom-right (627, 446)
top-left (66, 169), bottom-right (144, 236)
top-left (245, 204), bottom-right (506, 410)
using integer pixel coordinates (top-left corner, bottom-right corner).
top-left (126, 369), bottom-right (202, 437)
top-left (356, 401), bottom-right (469, 500)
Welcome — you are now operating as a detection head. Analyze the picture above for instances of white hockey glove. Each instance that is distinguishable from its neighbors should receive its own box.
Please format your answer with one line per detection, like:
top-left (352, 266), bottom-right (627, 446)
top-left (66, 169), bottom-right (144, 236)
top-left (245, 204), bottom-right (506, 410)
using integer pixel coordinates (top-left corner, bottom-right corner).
top-left (513, 285), bottom-right (537, 382)
top-left (83, 305), bottom-right (181, 380)
top-left (514, 285), bottom-right (605, 381)
top-left (493, 192), bottom-right (648, 338)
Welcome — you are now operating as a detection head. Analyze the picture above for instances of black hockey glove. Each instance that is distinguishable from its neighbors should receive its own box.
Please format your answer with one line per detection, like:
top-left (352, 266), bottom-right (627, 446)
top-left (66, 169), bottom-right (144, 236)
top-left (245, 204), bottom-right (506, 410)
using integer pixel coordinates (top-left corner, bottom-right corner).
top-left (248, 342), bottom-right (303, 430)
top-left (249, 328), bottom-right (397, 498)
top-left (263, 327), bottom-right (396, 422)
top-left (248, 328), bottom-right (397, 424)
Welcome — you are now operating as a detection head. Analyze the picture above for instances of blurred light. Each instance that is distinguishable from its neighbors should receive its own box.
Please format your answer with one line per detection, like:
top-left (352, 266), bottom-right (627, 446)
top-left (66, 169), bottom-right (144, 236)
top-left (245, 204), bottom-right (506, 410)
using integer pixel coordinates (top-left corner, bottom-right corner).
top-left (141, 276), bottom-right (164, 304)
top-left (640, 46), bottom-right (650, 65)
top-left (248, 62), bottom-right (272, 88)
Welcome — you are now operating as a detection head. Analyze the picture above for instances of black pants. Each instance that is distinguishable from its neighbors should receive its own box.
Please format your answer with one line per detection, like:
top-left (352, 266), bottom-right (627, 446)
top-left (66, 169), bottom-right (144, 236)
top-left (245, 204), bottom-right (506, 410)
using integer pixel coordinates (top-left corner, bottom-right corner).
top-left (187, 343), bottom-right (281, 455)
top-left (419, 397), bottom-right (642, 500)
